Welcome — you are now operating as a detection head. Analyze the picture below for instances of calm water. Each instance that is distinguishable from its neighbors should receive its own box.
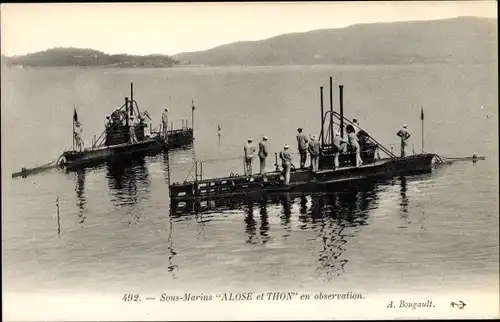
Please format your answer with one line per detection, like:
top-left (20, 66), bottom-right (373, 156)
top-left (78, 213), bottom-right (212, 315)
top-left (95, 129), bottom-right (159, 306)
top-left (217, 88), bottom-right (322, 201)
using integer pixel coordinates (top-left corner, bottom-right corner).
top-left (2, 64), bottom-right (498, 297)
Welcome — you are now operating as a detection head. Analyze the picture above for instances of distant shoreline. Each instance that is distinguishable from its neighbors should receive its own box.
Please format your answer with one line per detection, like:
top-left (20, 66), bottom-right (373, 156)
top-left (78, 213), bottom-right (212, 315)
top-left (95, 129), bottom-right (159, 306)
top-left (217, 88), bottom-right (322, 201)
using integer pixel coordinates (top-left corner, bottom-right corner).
top-left (2, 64), bottom-right (203, 69)
top-left (1, 47), bottom-right (181, 70)
top-left (3, 61), bottom-right (496, 71)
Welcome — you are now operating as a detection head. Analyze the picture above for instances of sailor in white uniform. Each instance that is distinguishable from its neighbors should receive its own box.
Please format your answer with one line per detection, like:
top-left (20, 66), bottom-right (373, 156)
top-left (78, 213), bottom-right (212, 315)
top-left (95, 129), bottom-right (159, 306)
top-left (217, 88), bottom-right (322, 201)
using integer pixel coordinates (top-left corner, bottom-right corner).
top-left (129, 115), bottom-right (138, 144)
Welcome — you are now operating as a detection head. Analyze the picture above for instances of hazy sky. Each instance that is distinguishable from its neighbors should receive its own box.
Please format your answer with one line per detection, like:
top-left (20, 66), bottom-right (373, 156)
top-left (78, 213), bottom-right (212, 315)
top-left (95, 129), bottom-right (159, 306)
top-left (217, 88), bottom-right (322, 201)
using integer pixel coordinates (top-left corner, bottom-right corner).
top-left (1, 2), bottom-right (497, 56)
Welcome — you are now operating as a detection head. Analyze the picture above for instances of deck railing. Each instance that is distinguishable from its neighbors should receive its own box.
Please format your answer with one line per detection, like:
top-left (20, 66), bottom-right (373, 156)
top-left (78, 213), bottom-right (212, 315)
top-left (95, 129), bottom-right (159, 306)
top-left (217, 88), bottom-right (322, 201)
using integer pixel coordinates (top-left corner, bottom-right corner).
top-left (175, 144), bottom-right (389, 184)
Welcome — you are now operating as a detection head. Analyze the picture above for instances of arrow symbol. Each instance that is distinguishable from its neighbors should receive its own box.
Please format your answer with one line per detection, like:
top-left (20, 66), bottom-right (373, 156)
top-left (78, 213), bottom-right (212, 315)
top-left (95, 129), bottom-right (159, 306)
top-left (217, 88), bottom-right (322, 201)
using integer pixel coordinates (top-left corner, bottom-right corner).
top-left (450, 301), bottom-right (466, 309)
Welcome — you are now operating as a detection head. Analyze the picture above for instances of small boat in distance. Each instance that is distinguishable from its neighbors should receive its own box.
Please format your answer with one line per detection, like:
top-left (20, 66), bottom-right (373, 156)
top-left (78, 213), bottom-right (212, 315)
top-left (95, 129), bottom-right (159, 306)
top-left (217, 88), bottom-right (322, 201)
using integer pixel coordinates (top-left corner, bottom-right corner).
top-left (59, 82), bottom-right (194, 170)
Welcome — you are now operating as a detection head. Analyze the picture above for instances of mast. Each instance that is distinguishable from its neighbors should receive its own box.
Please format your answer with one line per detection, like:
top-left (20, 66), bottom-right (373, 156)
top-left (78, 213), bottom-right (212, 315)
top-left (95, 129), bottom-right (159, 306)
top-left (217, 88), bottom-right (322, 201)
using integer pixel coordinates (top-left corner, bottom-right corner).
top-left (329, 77), bottom-right (334, 146)
top-left (339, 85), bottom-right (344, 139)
top-left (191, 100), bottom-right (195, 135)
top-left (320, 86), bottom-right (324, 147)
top-left (130, 82), bottom-right (134, 117)
top-left (125, 97), bottom-right (129, 129)
top-left (72, 106), bottom-right (75, 151)
top-left (421, 106), bottom-right (424, 153)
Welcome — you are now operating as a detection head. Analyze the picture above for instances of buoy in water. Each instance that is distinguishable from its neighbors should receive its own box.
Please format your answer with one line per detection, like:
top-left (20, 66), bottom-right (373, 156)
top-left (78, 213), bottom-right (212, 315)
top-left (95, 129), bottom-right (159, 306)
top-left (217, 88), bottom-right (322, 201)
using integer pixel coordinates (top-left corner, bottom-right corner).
top-left (472, 154), bottom-right (478, 163)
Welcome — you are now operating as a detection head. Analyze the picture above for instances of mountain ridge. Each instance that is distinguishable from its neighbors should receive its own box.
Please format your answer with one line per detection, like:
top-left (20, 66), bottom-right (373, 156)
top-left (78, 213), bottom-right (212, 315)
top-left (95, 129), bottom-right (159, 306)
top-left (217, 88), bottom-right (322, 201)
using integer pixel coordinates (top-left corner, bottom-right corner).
top-left (3, 47), bottom-right (180, 68)
top-left (174, 16), bottom-right (497, 66)
top-left (3, 16), bottom-right (497, 68)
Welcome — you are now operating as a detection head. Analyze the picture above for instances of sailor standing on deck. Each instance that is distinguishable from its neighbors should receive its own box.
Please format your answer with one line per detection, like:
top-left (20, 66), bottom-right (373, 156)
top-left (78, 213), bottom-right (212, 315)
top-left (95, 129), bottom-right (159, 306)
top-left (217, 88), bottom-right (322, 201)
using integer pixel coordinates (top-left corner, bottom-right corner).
top-left (296, 128), bottom-right (308, 169)
top-left (333, 131), bottom-right (348, 169)
top-left (105, 115), bottom-right (111, 128)
top-left (347, 125), bottom-right (363, 167)
top-left (353, 119), bottom-right (369, 151)
top-left (244, 137), bottom-right (256, 176)
top-left (129, 115), bottom-right (138, 144)
top-left (74, 120), bottom-right (84, 151)
top-left (308, 135), bottom-right (321, 173)
top-left (258, 136), bottom-right (269, 175)
top-left (396, 124), bottom-right (411, 157)
top-left (352, 119), bottom-right (359, 133)
top-left (279, 144), bottom-right (292, 185)
top-left (111, 107), bottom-right (119, 119)
top-left (161, 107), bottom-right (169, 140)
top-left (111, 107), bottom-right (121, 125)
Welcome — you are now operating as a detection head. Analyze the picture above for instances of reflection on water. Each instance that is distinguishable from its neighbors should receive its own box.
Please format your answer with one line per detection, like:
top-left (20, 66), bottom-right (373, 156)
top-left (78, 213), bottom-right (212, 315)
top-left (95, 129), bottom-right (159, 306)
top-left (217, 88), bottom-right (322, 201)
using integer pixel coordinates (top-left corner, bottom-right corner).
top-left (259, 196), bottom-right (270, 244)
top-left (397, 176), bottom-right (410, 228)
top-left (177, 179), bottom-right (384, 279)
top-left (162, 151), bottom-right (170, 186)
top-left (400, 176), bottom-right (409, 214)
top-left (316, 211), bottom-right (348, 279)
top-left (167, 215), bottom-right (178, 275)
top-left (310, 184), bottom-right (376, 279)
top-left (105, 157), bottom-right (150, 209)
top-left (75, 169), bottom-right (87, 224)
top-left (280, 193), bottom-right (293, 237)
top-left (56, 145), bottom-right (493, 290)
top-left (163, 143), bottom-right (196, 184)
top-left (244, 201), bottom-right (256, 244)
top-left (69, 145), bottom-right (196, 220)
top-left (68, 146), bottom-right (418, 282)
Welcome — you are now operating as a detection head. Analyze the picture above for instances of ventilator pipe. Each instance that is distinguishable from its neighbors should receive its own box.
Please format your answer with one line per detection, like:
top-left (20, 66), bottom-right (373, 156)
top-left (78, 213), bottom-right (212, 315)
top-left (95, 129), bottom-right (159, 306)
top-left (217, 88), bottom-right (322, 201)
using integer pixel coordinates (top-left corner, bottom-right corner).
top-left (125, 97), bottom-right (129, 129)
top-left (420, 106), bottom-right (424, 153)
top-left (339, 85), bottom-right (344, 139)
top-left (320, 86), bottom-right (325, 147)
top-left (130, 82), bottom-right (134, 116)
top-left (191, 100), bottom-right (195, 138)
top-left (329, 77), bottom-right (334, 146)
top-left (319, 110), bottom-right (333, 146)
top-left (195, 161), bottom-right (198, 182)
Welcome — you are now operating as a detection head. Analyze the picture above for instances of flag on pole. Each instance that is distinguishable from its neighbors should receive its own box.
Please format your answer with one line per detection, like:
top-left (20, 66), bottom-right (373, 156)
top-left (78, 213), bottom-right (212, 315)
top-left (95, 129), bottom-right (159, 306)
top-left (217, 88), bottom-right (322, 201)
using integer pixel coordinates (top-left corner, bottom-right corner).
top-left (420, 107), bottom-right (424, 121)
top-left (73, 108), bottom-right (83, 150)
top-left (191, 100), bottom-right (195, 111)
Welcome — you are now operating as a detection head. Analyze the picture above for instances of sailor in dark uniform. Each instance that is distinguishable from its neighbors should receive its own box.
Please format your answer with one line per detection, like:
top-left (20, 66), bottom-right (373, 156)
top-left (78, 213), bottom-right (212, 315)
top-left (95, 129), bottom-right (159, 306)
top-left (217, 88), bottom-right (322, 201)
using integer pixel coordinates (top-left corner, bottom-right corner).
top-left (111, 107), bottom-right (121, 122)
top-left (353, 119), bottom-right (369, 151)
top-left (333, 130), bottom-right (348, 169)
top-left (296, 128), bottom-right (308, 169)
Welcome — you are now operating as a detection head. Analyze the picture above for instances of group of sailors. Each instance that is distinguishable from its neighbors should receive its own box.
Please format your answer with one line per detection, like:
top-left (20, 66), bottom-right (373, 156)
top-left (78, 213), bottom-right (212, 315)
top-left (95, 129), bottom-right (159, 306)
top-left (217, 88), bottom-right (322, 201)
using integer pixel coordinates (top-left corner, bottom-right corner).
top-left (296, 128), bottom-right (321, 171)
top-left (104, 106), bottom-right (150, 144)
top-left (243, 135), bottom-right (307, 185)
top-left (102, 105), bottom-right (187, 145)
top-left (242, 128), bottom-right (341, 185)
top-left (242, 119), bottom-right (411, 185)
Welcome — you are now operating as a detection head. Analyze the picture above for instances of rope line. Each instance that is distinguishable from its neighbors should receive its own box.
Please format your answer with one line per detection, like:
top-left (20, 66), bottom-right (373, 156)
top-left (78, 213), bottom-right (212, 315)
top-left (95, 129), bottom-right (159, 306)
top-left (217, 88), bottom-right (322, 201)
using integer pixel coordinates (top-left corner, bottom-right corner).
top-left (331, 111), bottom-right (396, 158)
top-left (196, 147), bottom-right (380, 165)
